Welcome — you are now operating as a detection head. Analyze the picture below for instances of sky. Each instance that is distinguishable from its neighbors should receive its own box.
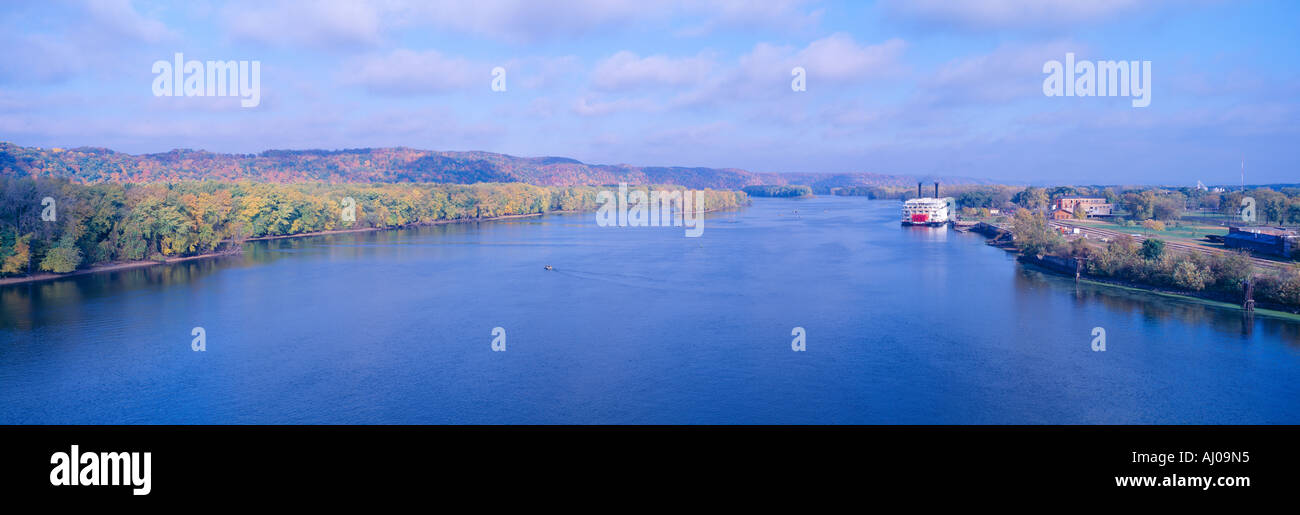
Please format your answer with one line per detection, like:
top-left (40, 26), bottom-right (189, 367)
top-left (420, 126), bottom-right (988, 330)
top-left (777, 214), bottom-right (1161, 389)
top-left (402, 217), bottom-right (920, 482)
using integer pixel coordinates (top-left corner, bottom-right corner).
top-left (0, 0), bottom-right (1297, 185)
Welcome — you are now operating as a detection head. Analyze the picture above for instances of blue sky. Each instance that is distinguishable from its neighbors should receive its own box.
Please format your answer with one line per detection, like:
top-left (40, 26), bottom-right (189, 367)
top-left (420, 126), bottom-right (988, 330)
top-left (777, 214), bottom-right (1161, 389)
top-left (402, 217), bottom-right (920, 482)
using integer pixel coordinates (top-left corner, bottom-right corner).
top-left (0, 0), bottom-right (1297, 185)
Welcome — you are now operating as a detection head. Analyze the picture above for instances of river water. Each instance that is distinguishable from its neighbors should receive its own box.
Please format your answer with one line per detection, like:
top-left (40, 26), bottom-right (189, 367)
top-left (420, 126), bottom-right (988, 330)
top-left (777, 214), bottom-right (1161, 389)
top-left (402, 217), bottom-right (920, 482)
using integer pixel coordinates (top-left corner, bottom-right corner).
top-left (2, 197), bottom-right (1297, 423)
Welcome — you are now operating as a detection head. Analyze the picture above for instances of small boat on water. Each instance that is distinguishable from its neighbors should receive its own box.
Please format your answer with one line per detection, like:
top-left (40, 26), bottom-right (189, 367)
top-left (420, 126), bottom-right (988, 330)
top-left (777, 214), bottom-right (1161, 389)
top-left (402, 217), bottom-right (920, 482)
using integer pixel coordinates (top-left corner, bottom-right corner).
top-left (544, 265), bottom-right (554, 271)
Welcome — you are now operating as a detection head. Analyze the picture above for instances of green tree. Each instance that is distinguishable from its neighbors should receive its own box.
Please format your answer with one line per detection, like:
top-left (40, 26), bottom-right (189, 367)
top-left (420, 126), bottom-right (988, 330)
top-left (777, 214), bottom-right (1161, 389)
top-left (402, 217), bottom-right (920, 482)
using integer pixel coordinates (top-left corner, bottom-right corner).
top-left (1012, 187), bottom-right (1049, 210)
top-left (1121, 191), bottom-right (1157, 220)
top-left (39, 235), bottom-right (82, 273)
top-left (1172, 260), bottom-right (1211, 291)
top-left (1211, 251), bottom-right (1254, 290)
top-left (957, 189), bottom-right (995, 209)
top-left (1140, 238), bottom-right (1165, 260)
top-left (1, 232), bottom-right (32, 275)
top-left (1012, 208), bottom-right (1065, 256)
top-left (1257, 266), bottom-right (1300, 305)
top-left (1153, 196), bottom-right (1184, 221)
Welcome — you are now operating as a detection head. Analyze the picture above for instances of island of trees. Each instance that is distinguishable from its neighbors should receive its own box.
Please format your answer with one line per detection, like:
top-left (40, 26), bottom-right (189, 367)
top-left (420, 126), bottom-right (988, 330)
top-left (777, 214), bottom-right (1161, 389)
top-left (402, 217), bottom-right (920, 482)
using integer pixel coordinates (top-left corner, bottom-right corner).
top-left (742, 185), bottom-right (814, 198)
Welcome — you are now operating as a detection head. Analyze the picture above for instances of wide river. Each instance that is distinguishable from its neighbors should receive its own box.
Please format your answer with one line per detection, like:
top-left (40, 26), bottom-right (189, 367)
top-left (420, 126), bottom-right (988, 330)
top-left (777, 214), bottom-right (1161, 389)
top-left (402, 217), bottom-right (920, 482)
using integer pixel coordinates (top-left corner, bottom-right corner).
top-left (2, 197), bottom-right (1297, 423)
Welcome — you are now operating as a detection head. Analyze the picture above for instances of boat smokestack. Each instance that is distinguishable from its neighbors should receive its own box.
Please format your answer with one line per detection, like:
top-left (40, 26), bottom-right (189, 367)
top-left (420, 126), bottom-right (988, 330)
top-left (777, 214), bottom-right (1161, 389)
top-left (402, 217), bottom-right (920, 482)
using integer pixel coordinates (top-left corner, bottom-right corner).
top-left (918, 182), bottom-right (922, 198)
top-left (934, 182), bottom-right (939, 198)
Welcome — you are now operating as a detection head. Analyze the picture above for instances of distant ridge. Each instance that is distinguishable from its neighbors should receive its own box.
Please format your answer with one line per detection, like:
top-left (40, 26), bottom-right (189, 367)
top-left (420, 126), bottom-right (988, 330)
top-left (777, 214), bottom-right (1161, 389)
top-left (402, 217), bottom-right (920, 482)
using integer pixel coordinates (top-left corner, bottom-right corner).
top-left (0, 142), bottom-right (990, 191)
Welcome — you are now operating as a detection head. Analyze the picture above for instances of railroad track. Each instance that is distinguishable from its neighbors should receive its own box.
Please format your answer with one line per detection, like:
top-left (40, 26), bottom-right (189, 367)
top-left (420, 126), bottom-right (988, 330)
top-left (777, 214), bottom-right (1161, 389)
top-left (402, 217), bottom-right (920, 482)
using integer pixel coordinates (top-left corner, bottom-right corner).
top-left (1048, 220), bottom-right (1294, 273)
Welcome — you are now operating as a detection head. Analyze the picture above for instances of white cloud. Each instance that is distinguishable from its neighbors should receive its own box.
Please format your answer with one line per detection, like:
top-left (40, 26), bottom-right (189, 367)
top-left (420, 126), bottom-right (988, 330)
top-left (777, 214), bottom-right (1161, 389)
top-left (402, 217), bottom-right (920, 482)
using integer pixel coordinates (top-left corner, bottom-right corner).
top-left (591, 51), bottom-right (717, 92)
top-left (794, 34), bottom-right (906, 81)
top-left (503, 56), bottom-right (582, 90)
top-left (645, 121), bottom-right (733, 146)
top-left (879, 0), bottom-right (1154, 30)
top-left (217, 0), bottom-right (824, 47)
top-left (223, 0), bottom-right (383, 48)
top-left (408, 0), bottom-right (824, 41)
top-left (84, 0), bottom-right (177, 43)
top-left (917, 40), bottom-right (1081, 106)
top-left (345, 49), bottom-right (480, 95)
top-left (571, 95), bottom-right (659, 117)
top-left (723, 34), bottom-right (907, 103)
top-left (675, 0), bottom-right (823, 36)
top-left (394, 0), bottom-right (661, 42)
top-left (0, 1), bottom-right (178, 84)
top-left (0, 34), bottom-right (84, 83)
top-left (575, 33), bottom-right (906, 117)
top-left (342, 51), bottom-right (575, 97)
top-left (734, 34), bottom-right (905, 89)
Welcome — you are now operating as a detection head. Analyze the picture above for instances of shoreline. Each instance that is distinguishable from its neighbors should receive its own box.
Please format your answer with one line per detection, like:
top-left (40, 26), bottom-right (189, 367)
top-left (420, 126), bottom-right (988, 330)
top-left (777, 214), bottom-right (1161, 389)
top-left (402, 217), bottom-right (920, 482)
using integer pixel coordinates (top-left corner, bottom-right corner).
top-left (1075, 275), bottom-right (1300, 321)
top-left (0, 211), bottom-right (559, 287)
top-left (1017, 258), bottom-right (1300, 319)
top-left (967, 222), bottom-right (1300, 317)
top-left (0, 251), bottom-right (239, 287)
top-left (237, 211), bottom-right (553, 242)
top-left (0, 204), bottom-right (746, 287)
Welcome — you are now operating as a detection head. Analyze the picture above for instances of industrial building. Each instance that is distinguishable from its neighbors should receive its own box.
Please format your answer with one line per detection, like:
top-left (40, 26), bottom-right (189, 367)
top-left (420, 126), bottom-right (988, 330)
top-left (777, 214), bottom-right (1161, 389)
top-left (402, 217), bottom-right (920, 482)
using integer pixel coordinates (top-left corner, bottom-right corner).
top-left (1224, 226), bottom-right (1297, 258)
top-left (1050, 197), bottom-right (1113, 218)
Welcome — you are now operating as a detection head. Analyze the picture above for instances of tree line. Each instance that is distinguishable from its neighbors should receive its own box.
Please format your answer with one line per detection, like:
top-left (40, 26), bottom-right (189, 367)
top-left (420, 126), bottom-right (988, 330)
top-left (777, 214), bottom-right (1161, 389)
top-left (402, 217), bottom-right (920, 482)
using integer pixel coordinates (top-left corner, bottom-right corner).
top-left (742, 185), bottom-right (813, 198)
top-left (1008, 208), bottom-right (1300, 308)
top-left (964, 184), bottom-right (1300, 224)
top-left (0, 178), bottom-right (748, 277)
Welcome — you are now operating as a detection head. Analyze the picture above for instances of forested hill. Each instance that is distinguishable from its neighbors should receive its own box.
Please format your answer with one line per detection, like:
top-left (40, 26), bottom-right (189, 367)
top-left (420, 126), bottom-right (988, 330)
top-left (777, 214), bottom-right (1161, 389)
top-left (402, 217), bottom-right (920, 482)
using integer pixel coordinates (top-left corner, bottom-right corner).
top-left (0, 142), bottom-right (986, 191)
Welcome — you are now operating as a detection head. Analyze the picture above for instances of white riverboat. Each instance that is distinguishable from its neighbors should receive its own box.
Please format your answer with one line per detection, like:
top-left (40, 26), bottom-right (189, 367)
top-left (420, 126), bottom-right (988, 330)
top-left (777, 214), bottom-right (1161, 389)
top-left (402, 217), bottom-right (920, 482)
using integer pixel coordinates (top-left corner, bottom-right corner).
top-left (902, 182), bottom-right (954, 227)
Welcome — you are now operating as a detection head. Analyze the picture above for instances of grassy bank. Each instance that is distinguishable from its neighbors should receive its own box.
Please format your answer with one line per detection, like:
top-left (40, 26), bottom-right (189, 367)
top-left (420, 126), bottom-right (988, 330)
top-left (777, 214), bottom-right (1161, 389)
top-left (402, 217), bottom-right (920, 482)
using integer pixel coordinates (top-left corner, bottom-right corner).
top-left (994, 208), bottom-right (1300, 313)
top-left (1074, 276), bottom-right (1300, 322)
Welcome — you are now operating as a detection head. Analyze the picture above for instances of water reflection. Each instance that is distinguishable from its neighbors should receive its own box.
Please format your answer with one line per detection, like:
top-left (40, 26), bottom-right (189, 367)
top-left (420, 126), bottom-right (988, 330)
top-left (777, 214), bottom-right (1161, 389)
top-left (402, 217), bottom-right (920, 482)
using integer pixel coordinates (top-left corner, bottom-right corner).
top-left (0, 256), bottom-right (241, 331)
top-left (2, 198), bottom-right (1298, 424)
top-left (0, 222), bottom-right (504, 332)
top-left (1016, 267), bottom-right (1300, 345)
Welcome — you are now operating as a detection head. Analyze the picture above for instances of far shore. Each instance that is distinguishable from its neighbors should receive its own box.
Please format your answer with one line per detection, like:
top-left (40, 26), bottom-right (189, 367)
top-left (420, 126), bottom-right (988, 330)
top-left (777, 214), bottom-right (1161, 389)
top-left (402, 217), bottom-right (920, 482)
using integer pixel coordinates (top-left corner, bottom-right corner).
top-left (0, 210), bottom-right (557, 287)
top-left (0, 205), bottom-right (743, 287)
